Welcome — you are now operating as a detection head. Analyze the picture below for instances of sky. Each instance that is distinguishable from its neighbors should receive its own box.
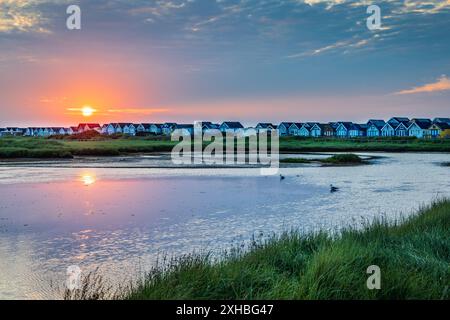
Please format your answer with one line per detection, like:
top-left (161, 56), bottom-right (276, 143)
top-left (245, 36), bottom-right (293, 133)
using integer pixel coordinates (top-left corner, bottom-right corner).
top-left (0, 0), bottom-right (449, 126)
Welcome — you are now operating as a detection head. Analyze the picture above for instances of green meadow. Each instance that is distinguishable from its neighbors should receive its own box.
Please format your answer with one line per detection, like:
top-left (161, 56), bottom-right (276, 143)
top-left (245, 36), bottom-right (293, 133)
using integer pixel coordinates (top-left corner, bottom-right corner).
top-left (0, 135), bottom-right (175, 158)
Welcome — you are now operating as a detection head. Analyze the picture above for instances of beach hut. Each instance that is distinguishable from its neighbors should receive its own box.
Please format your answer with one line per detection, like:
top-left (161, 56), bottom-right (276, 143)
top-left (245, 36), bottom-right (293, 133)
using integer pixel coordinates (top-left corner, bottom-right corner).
top-left (408, 119), bottom-right (431, 138)
top-left (175, 124), bottom-right (194, 136)
top-left (220, 122), bottom-right (244, 133)
top-left (320, 123), bottom-right (336, 137)
top-left (394, 122), bottom-right (409, 137)
top-left (136, 123), bottom-right (151, 134)
top-left (77, 123), bottom-right (101, 133)
top-left (201, 122), bottom-right (220, 135)
top-left (162, 123), bottom-right (177, 135)
top-left (4, 127), bottom-right (25, 136)
top-left (122, 124), bottom-right (137, 136)
top-left (433, 118), bottom-right (450, 125)
top-left (105, 123), bottom-right (117, 135)
top-left (348, 124), bottom-right (367, 137)
top-left (308, 123), bottom-right (322, 137)
top-left (336, 122), bottom-right (352, 138)
top-left (427, 122), bottom-right (450, 138)
top-left (277, 122), bottom-right (293, 136)
top-left (366, 120), bottom-right (386, 137)
top-left (255, 123), bottom-right (276, 134)
top-left (388, 117), bottom-right (410, 127)
top-left (381, 122), bottom-right (395, 137)
top-left (288, 123), bottom-right (303, 136)
top-left (148, 124), bottom-right (163, 135)
top-left (114, 123), bottom-right (132, 134)
top-left (298, 124), bottom-right (311, 137)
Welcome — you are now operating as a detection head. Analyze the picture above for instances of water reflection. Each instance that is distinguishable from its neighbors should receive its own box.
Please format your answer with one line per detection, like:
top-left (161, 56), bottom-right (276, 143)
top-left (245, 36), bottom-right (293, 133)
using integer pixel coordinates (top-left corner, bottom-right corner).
top-left (80, 173), bottom-right (96, 186)
top-left (0, 152), bottom-right (449, 299)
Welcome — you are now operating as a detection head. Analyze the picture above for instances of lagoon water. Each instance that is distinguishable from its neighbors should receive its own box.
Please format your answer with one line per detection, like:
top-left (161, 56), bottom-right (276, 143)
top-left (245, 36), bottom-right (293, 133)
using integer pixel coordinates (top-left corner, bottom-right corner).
top-left (0, 152), bottom-right (449, 299)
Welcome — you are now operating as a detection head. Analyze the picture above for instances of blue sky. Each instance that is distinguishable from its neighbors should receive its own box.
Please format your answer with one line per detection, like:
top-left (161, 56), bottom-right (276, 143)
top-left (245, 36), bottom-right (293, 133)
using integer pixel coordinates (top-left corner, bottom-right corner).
top-left (0, 0), bottom-right (449, 126)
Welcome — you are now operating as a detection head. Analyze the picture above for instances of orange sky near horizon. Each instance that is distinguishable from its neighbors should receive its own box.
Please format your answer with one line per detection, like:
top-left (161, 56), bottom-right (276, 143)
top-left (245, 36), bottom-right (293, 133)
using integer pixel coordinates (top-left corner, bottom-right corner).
top-left (0, 49), bottom-right (169, 126)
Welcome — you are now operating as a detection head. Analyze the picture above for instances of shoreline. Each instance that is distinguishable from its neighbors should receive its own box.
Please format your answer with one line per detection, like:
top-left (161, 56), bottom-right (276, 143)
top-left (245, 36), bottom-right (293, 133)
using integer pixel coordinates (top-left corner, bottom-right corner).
top-left (0, 151), bottom-right (444, 165)
top-left (1, 149), bottom-right (449, 162)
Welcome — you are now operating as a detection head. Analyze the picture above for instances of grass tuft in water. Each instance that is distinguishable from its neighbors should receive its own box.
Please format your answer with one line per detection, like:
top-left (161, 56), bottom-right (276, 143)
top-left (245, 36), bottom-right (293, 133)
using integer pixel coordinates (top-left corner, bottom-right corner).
top-left (319, 153), bottom-right (363, 164)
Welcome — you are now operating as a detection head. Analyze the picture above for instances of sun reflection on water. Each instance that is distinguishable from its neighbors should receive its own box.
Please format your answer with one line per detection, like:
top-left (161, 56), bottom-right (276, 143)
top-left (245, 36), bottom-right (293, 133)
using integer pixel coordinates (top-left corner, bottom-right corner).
top-left (80, 173), bottom-right (96, 186)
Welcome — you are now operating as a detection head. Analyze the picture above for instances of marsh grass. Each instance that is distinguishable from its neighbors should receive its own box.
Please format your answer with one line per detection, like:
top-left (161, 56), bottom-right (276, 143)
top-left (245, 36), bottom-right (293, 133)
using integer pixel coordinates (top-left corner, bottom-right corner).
top-left (279, 136), bottom-right (450, 152)
top-left (66, 199), bottom-right (450, 300)
top-left (0, 136), bottom-right (176, 158)
top-left (280, 158), bottom-right (312, 164)
top-left (319, 154), bottom-right (363, 164)
top-left (62, 269), bottom-right (130, 300)
top-left (1, 136), bottom-right (450, 159)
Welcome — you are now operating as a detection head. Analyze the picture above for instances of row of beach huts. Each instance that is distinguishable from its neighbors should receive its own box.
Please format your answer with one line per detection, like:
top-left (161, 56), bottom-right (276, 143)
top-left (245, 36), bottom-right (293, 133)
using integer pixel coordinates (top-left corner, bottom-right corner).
top-left (1, 117), bottom-right (450, 139)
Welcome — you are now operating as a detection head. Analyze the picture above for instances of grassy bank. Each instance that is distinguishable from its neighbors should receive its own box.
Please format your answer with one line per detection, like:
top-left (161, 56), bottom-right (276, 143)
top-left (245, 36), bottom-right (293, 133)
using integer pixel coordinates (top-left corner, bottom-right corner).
top-left (1, 135), bottom-right (450, 159)
top-left (279, 136), bottom-right (450, 152)
top-left (0, 136), bottom-right (176, 158)
top-left (69, 199), bottom-right (450, 300)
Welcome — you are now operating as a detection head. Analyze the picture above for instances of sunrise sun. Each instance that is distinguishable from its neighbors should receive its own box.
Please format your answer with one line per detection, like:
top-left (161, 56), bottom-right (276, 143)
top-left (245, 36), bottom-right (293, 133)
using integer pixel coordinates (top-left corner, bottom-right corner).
top-left (81, 106), bottom-right (95, 117)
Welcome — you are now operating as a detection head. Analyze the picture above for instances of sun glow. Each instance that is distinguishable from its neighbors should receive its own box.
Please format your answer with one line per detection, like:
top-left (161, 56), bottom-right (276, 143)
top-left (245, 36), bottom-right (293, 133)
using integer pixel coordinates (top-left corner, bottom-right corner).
top-left (81, 173), bottom-right (96, 186)
top-left (81, 106), bottom-right (95, 117)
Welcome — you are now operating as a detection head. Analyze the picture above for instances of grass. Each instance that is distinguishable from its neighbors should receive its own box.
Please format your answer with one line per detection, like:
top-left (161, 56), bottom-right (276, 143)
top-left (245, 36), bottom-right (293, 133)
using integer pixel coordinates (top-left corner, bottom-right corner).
top-left (320, 153), bottom-right (363, 164)
top-left (280, 158), bottom-right (312, 164)
top-left (1, 135), bottom-right (450, 159)
top-left (67, 199), bottom-right (450, 300)
top-left (279, 136), bottom-right (450, 152)
top-left (0, 135), bottom-right (176, 158)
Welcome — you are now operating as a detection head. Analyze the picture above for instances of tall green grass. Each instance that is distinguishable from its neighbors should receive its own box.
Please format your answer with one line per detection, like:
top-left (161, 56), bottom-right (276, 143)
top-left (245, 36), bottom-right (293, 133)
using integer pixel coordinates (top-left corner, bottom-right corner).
top-left (320, 153), bottom-right (363, 164)
top-left (67, 199), bottom-right (450, 300)
top-left (0, 136), bottom-right (176, 158)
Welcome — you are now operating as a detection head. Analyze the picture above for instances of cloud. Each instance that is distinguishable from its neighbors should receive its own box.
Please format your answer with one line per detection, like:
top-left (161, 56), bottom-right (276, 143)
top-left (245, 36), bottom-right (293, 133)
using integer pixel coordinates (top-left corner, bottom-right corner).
top-left (300, 0), bottom-right (450, 14)
top-left (65, 107), bottom-right (169, 117)
top-left (286, 40), bottom-right (350, 58)
top-left (106, 108), bottom-right (169, 115)
top-left (128, 1), bottom-right (189, 17)
top-left (0, 0), bottom-right (42, 32)
top-left (0, 0), bottom-right (70, 33)
top-left (285, 37), bottom-right (373, 59)
top-left (395, 75), bottom-right (450, 95)
top-left (394, 0), bottom-right (450, 14)
top-left (303, 0), bottom-right (346, 9)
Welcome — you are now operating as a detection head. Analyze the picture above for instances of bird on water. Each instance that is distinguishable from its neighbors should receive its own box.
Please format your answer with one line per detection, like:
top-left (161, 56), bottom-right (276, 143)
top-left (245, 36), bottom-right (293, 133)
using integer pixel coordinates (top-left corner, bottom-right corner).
top-left (330, 184), bottom-right (339, 193)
